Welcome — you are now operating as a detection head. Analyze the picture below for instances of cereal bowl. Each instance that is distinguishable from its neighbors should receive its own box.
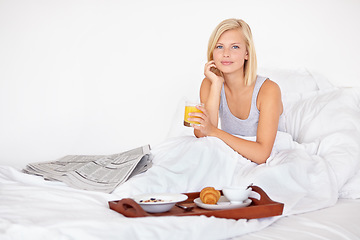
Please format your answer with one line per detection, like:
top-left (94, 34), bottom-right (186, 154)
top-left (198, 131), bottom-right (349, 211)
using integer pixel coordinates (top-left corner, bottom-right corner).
top-left (132, 193), bottom-right (188, 213)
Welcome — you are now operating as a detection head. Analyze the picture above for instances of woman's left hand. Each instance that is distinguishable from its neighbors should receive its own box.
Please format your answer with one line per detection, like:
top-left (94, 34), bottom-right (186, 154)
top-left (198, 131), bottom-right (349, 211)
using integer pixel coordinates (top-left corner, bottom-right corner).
top-left (188, 104), bottom-right (216, 136)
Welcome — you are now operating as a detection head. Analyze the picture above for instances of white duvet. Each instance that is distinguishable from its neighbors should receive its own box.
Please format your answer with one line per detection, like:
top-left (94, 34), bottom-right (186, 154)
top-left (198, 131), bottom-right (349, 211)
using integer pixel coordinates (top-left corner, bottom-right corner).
top-left (1, 86), bottom-right (360, 240)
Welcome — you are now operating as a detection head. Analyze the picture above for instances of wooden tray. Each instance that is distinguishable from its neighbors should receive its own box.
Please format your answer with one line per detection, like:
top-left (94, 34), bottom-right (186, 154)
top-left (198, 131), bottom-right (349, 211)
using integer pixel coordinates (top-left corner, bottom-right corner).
top-left (108, 186), bottom-right (284, 220)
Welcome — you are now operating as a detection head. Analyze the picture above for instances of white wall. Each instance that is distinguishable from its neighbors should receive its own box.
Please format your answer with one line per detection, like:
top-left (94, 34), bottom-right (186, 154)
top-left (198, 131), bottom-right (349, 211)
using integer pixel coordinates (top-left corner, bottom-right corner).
top-left (1, 0), bottom-right (360, 168)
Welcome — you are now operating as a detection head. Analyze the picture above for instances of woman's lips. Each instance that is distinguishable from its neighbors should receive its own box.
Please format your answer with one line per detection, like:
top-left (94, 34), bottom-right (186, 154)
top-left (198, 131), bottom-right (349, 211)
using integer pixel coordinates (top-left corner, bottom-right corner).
top-left (221, 61), bottom-right (233, 65)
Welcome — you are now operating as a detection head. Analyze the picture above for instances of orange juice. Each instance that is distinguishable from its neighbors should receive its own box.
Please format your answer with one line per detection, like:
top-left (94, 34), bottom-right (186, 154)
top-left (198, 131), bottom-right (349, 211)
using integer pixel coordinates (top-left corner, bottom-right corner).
top-left (184, 105), bottom-right (203, 127)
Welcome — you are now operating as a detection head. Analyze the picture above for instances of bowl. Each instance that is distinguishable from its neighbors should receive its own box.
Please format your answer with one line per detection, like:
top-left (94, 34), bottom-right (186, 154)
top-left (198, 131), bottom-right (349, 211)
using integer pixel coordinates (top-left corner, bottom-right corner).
top-left (132, 193), bottom-right (188, 213)
top-left (222, 186), bottom-right (252, 204)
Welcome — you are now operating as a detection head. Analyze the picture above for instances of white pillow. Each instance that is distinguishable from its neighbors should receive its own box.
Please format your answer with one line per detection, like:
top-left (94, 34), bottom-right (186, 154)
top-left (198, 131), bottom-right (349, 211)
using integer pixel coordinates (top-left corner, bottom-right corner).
top-left (258, 67), bottom-right (335, 117)
top-left (258, 67), bottom-right (319, 94)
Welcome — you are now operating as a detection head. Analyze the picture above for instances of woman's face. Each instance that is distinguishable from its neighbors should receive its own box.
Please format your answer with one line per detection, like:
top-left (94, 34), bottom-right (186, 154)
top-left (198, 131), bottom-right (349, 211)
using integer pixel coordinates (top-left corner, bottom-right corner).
top-left (212, 29), bottom-right (248, 75)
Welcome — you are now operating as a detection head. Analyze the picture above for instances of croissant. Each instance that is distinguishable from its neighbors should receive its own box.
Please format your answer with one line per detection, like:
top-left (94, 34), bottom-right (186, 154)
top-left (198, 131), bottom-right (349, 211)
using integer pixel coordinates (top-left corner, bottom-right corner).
top-left (200, 187), bottom-right (221, 204)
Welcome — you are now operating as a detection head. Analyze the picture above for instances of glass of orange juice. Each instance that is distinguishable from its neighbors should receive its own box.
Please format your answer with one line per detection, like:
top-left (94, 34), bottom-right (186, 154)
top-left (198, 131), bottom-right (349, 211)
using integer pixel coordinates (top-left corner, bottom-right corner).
top-left (184, 101), bottom-right (203, 127)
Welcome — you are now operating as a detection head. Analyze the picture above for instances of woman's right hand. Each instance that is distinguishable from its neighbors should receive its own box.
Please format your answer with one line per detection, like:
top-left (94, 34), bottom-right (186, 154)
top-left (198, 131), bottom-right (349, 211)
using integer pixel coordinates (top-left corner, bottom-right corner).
top-left (204, 61), bottom-right (224, 85)
top-left (190, 104), bottom-right (217, 137)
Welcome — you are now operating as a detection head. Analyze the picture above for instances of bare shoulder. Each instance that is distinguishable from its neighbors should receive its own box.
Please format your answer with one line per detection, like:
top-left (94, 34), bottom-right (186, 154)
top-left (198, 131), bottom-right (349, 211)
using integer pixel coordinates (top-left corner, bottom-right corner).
top-left (199, 78), bottom-right (212, 101)
top-left (257, 79), bottom-right (283, 112)
top-left (200, 78), bottom-right (212, 89)
top-left (258, 79), bottom-right (281, 98)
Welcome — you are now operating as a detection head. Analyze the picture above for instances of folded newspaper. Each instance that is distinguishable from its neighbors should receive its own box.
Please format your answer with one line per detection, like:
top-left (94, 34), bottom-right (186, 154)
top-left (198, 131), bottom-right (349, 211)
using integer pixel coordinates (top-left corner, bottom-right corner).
top-left (23, 145), bottom-right (152, 193)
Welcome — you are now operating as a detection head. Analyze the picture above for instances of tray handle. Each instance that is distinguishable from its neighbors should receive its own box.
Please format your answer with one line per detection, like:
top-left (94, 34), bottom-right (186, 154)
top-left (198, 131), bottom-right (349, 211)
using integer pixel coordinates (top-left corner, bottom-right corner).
top-left (250, 185), bottom-right (274, 205)
top-left (109, 198), bottom-right (148, 217)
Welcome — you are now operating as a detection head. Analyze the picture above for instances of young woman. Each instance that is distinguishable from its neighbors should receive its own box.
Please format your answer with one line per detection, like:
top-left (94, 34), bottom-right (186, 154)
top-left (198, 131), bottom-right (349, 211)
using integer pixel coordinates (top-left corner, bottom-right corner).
top-left (188, 18), bottom-right (284, 164)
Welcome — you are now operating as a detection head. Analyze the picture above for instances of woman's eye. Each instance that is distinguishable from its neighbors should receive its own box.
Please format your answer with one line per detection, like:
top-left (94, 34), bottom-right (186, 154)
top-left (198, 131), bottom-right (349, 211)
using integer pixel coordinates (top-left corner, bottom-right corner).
top-left (232, 45), bottom-right (240, 49)
top-left (215, 45), bottom-right (223, 49)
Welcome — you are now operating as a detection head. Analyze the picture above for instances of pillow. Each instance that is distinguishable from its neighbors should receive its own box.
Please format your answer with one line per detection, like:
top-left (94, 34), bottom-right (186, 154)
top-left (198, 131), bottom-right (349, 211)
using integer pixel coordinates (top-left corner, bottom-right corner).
top-left (258, 67), bottom-right (335, 118)
top-left (258, 67), bottom-right (319, 94)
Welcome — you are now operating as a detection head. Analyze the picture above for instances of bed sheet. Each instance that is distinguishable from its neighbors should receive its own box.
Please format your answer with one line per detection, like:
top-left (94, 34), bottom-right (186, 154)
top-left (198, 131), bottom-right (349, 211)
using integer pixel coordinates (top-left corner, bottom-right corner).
top-left (235, 198), bottom-right (360, 240)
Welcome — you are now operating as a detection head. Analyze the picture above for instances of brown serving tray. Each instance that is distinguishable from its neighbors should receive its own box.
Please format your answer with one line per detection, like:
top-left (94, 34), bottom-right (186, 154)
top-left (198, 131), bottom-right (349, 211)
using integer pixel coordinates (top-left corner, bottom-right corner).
top-left (108, 186), bottom-right (284, 220)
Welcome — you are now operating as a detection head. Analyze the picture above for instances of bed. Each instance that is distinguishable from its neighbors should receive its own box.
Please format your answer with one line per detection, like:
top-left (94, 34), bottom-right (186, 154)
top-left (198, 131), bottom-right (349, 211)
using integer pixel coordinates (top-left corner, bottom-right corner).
top-left (1, 68), bottom-right (360, 240)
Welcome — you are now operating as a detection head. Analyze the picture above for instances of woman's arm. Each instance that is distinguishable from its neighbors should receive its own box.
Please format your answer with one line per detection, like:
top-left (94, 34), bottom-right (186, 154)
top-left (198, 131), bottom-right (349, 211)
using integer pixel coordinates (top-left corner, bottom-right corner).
top-left (192, 80), bottom-right (283, 164)
top-left (194, 61), bottom-right (224, 138)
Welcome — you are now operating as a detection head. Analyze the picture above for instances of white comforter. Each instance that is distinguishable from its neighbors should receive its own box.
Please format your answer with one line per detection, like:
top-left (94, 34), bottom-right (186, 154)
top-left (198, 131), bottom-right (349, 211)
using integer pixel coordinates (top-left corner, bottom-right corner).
top-left (1, 87), bottom-right (360, 240)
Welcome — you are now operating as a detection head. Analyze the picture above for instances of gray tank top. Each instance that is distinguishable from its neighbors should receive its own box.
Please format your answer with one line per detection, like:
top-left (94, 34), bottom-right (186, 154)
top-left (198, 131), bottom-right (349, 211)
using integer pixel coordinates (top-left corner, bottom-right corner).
top-left (219, 75), bottom-right (285, 136)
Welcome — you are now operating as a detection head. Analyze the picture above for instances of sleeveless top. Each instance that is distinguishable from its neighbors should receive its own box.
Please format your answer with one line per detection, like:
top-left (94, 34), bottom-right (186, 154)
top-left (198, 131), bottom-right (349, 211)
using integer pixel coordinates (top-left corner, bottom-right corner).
top-left (219, 75), bottom-right (285, 136)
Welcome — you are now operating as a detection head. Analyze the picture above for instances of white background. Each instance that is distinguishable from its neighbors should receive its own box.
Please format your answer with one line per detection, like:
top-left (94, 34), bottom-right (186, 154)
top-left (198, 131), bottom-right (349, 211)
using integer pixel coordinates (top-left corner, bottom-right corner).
top-left (1, 0), bottom-right (360, 168)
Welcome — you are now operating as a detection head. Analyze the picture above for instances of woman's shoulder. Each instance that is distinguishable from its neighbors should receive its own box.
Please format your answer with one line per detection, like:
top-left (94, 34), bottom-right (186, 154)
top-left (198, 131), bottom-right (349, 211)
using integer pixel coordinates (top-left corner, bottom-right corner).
top-left (259, 77), bottom-right (281, 96)
top-left (200, 78), bottom-right (211, 92)
top-left (200, 77), bottom-right (223, 92)
top-left (201, 77), bottom-right (211, 85)
top-left (201, 77), bottom-right (215, 86)
top-left (199, 78), bottom-right (213, 102)
top-left (257, 77), bottom-right (282, 109)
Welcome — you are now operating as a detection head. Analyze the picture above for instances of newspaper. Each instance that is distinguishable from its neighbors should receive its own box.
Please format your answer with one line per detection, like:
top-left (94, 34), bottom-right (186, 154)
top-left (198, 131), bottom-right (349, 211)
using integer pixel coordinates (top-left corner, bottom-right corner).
top-left (23, 145), bottom-right (152, 193)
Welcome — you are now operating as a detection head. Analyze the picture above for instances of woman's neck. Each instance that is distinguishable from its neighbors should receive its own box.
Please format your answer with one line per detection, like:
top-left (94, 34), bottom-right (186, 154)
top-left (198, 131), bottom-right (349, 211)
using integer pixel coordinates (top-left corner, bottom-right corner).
top-left (223, 69), bottom-right (248, 93)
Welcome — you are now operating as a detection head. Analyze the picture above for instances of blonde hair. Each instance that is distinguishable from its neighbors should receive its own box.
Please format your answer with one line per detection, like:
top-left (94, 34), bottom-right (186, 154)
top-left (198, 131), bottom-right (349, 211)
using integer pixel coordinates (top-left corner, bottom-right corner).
top-left (207, 18), bottom-right (257, 86)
